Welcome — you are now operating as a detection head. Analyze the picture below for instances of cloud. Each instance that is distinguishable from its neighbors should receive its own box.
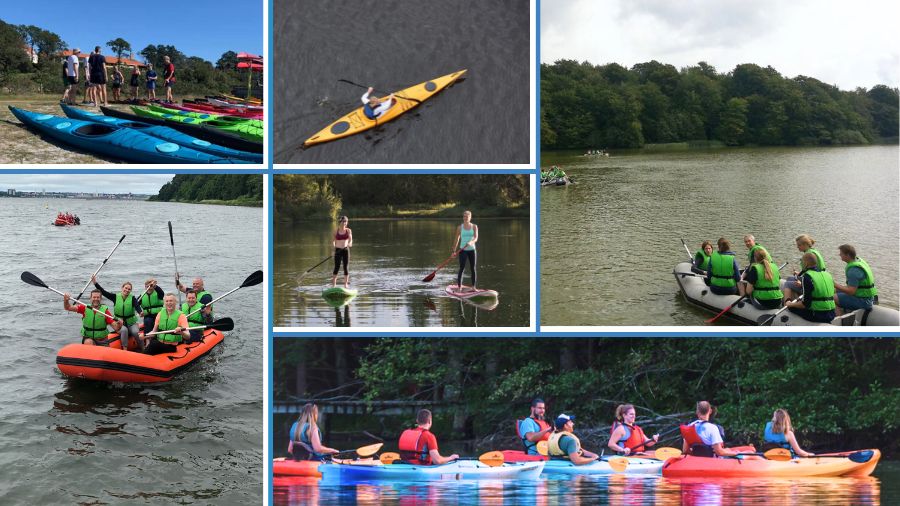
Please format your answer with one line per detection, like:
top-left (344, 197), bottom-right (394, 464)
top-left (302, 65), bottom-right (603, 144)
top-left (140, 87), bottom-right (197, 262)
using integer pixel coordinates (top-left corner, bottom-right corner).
top-left (0, 174), bottom-right (173, 194)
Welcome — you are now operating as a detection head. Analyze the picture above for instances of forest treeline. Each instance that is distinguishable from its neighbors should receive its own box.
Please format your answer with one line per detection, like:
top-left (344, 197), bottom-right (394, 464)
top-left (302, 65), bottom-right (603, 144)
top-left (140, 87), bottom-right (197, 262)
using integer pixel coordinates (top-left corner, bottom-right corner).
top-left (541, 59), bottom-right (899, 149)
top-left (274, 175), bottom-right (530, 221)
top-left (275, 338), bottom-right (900, 455)
top-left (0, 18), bottom-right (256, 96)
top-left (151, 174), bottom-right (262, 205)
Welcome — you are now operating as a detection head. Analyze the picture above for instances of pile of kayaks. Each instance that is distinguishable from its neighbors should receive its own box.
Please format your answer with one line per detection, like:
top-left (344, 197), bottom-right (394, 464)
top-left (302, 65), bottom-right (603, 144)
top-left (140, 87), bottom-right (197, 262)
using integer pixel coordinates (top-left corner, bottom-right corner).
top-left (674, 261), bottom-right (900, 326)
top-left (130, 104), bottom-right (263, 143)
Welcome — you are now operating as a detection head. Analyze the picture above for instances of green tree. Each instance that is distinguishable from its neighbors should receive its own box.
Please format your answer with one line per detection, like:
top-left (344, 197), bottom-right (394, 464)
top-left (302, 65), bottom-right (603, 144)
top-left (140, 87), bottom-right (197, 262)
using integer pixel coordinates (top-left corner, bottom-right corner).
top-left (106, 38), bottom-right (132, 64)
top-left (716, 97), bottom-right (749, 145)
top-left (216, 50), bottom-right (238, 70)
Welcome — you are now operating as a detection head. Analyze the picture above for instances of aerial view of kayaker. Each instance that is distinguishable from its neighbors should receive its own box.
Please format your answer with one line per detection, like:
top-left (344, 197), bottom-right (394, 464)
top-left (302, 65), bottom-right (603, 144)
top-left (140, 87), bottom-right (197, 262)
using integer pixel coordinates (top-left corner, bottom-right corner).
top-left (451, 210), bottom-right (478, 291)
top-left (398, 409), bottom-right (460, 465)
top-left (548, 413), bottom-right (600, 465)
top-left (288, 403), bottom-right (339, 461)
top-left (693, 240), bottom-right (713, 271)
top-left (705, 238), bottom-right (741, 296)
top-left (782, 234), bottom-right (827, 301)
top-left (330, 215), bottom-right (353, 288)
top-left (92, 275), bottom-right (144, 352)
top-left (834, 244), bottom-right (878, 315)
top-left (517, 398), bottom-right (553, 456)
top-left (738, 248), bottom-right (784, 310)
top-left (783, 253), bottom-right (837, 323)
top-left (680, 401), bottom-right (742, 457)
top-left (63, 290), bottom-right (123, 346)
top-left (608, 404), bottom-right (659, 455)
top-left (763, 409), bottom-right (814, 457)
top-left (362, 87), bottom-right (395, 119)
top-left (145, 293), bottom-right (190, 355)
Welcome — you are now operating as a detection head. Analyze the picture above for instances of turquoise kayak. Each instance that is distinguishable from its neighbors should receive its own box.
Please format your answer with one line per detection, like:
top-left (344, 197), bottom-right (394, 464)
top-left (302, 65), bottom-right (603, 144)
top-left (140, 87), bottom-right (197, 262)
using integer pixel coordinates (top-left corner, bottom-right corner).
top-left (319, 460), bottom-right (544, 482)
top-left (60, 104), bottom-right (261, 163)
top-left (9, 107), bottom-right (243, 164)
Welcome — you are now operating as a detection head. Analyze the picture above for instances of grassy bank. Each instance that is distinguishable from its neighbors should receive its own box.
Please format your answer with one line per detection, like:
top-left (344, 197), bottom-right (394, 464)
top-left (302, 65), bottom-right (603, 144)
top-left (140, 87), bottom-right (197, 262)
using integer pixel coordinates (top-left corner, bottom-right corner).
top-left (277, 203), bottom-right (529, 221)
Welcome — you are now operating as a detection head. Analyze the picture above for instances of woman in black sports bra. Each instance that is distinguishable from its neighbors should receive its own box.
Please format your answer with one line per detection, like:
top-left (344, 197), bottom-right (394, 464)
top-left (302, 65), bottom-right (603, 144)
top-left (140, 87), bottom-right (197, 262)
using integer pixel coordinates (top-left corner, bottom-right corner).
top-left (331, 216), bottom-right (353, 288)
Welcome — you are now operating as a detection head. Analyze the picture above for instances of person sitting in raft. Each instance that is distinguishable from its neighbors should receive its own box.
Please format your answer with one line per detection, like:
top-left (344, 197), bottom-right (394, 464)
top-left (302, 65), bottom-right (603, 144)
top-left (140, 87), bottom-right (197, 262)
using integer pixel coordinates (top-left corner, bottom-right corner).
top-left (288, 403), bottom-right (339, 461)
top-left (608, 404), bottom-right (659, 455)
top-left (362, 87), bottom-right (395, 120)
top-left (681, 401), bottom-right (741, 458)
top-left (517, 398), bottom-right (553, 456)
top-left (398, 409), bottom-right (460, 465)
top-left (738, 248), bottom-right (783, 310)
top-left (834, 244), bottom-right (878, 315)
top-left (139, 278), bottom-right (165, 348)
top-left (181, 289), bottom-right (208, 343)
top-left (64, 290), bottom-right (123, 346)
top-left (176, 275), bottom-right (213, 320)
top-left (740, 234), bottom-right (770, 277)
top-left (705, 238), bottom-right (740, 295)
top-left (784, 252), bottom-right (837, 323)
top-left (693, 240), bottom-right (713, 271)
top-left (332, 215), bottom-right (353, 288)
top-left (451, 210), bottom-right (479, 291)
top-left (144, 293), bottom-right (189, 355)
top-left (763, 409), bottom-right (813, 457)
top-left (783, 234), bottom-right (826, 301)
top-left (548, 413), bottom-right (600, 465)
top-left (92, 275), bottom-right (143, 351)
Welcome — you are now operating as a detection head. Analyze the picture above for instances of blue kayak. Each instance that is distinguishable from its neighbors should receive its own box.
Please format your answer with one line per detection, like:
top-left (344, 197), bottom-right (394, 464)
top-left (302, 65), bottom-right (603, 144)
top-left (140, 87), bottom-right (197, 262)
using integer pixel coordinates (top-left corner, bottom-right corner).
top-left (8, 106), bottom-right (245, 164)
top-left (60, 104), bottom-right (261, 163)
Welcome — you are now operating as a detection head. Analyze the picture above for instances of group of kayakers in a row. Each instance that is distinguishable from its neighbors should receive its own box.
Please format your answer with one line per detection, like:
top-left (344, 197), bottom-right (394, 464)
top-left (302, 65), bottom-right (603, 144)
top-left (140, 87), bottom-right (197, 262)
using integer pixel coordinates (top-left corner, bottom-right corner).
top-left (286, 399), bottom-right (812, 464)
top-left (62, 275), bottom-right (214, 355)
top-left (55, 212), bottom-right (81, 225)
top-left (692, 234), bottom-right (880, 322)
top-left (540, 165), bottom-right (572, 185)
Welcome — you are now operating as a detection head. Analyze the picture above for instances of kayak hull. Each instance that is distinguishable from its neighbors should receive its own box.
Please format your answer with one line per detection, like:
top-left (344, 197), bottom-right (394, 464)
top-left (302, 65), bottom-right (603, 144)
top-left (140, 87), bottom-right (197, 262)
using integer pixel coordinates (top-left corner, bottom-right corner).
top-left (662, 450), bottom-right (881, 478)
top-left (319, 460), bottom-right (543, 482)
top-left (446, 284), bottom-right (499, 300)
top-left (273, 458), bottom-right (321, 477)
top-left (501, 451), bottom-right (662, 475)
top-left (131, 106), bottom-right (263, 143)
top-left (304, 69), bottom-right (467, 147)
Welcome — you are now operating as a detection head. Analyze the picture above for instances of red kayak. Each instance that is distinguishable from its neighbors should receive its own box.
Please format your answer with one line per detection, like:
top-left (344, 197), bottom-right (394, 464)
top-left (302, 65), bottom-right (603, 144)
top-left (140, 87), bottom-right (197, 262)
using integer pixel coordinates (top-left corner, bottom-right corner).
top-left (181, 101), bottom-right (263, 119)
top-left (273, 458), bottom-right (321, 477)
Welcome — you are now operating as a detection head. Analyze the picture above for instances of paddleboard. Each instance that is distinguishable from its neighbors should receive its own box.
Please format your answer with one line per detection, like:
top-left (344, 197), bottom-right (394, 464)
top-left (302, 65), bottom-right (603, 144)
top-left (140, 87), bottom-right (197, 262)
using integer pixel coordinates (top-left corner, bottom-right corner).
top-left (322, 287), bottom-right (358, 298)
top-left (445, 284), bottom-right (498, 299)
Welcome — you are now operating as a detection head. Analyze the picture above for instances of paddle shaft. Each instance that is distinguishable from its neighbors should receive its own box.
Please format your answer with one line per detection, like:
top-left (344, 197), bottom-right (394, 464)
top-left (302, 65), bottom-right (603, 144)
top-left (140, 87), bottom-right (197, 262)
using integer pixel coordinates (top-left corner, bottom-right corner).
top-left (185, 271), bottom-right (262, 318)
top-left (185, 287), bottom-right (236, 318)
top-left (56, 287), bottom-right (118, 320)
top-left (300, 255), bottom-right (333, 277)
top-left (337, 79), bottom-right (422, 104)
top-left (146, 324), bottom-right (210, 336)
top-left (681, 238), bottom-right (693, 261)
top-left (168, 222), bottom-right (181, 306)
top-left (76, 234), bottom-right (126, 300)
top-left (423, 249), bottom-right (464, 282)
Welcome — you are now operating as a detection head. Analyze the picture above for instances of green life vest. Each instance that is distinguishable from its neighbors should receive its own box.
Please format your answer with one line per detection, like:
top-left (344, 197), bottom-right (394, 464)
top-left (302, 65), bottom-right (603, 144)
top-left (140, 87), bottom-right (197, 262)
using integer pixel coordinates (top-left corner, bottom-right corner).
top-left (181, 301), bottom-right (206, 327)
top-left (846, 258), bottom-right (877, 299)
top-left (805, 270), bottom-right (836, 312)
top-left (114, 293), bottom-right (137, 325)
top-left (156, 309), bottom-right (185, 343)
top-left (807, 248), bottom-right (826, 272)
top-left (196, 290), bottom-right (213, 317)
top-left (747, 244), bottom-right (768, 264)
top-left (751, 263), bottom-right (783, 301)
top-left (81, 304), bottom-right (111, 340)
top-left (140, 291), bottom-right (163, 315)
top-left (709, 252), bottom-right (736, 288)
top-left (694, 250), bottom-right (711, 271)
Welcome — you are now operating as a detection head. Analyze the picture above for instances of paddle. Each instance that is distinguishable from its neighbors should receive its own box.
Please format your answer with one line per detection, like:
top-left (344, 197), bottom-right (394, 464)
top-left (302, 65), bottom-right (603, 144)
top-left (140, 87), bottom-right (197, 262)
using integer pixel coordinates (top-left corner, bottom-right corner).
top-left (625, 425), bottom-right (684, 454)
top-left (422, 249), bottom-right (463, 283)
top-left (651, 447), bottom-right (683, 461)
top-left (680, 238), bottom-right (694, 261)
top-left (337, 79), bottom-right (424, 104)
top-left (75, 234), bottom-right (126, 300)
top-left (298, 255), bottom-right (332, 282)
top-left (185, 270), bottom-right (263, 318)
top-left (168, 221), bottom-right (181, 306)
top-left (759, 294), bottom-right (802, 326)
top-left (706, 296), bottom-right (748, 323)
top-left (21, 271), bottom-right (118, 320)
top-left (378, 451), bottom-right (507, 467)
top-left (605, 457), bottom-right (630, 472)
top-left (810, 450), bottom-right (875, 463)
top-left (145, 317), bottom-right (234, 336)
top-left (330, 442), bottom-right (383, 458)
top-left (379, 452), bottom-right (401, 464)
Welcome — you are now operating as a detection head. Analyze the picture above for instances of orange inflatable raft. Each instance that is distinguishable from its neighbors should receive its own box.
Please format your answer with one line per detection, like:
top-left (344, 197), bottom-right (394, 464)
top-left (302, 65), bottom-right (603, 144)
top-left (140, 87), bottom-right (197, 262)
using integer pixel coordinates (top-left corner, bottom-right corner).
top-left (55, 329), bottom-right (224, 383)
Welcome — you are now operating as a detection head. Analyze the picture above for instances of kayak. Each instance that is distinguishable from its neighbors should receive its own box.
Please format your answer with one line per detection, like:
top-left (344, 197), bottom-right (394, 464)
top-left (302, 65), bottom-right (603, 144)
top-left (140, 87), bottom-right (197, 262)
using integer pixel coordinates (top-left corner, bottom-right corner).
top-left (446, 284), bottom-right (499, 300)
top-left (303, 69), bottom-right (467, 147)
top-left (55, 329), bottom-right (224, 383)
top-left (273, 458), bottom-right (321, 477)
top-left (146, 103), bottom-right (264, 128)
top-left (206, 97), bottom-right (263, 111)
top-left (318, 459), bottom-right (544, 482)
top-left (8, 107), bottom-right (242, 164)
top-left (673, 261), bottom-right (900, 326)
top-left (99, 106), bottom-right (263, 152)
top-left (662, 449), bottom-right (881, 478)
top-left (60, 104), bottom-right (261, 163)
top-left (131, 106), bottom-right (263, 143)
top-left (181, 100), bottom-right (263, 119)
top-left (501, 451), bottom-right (663, 475)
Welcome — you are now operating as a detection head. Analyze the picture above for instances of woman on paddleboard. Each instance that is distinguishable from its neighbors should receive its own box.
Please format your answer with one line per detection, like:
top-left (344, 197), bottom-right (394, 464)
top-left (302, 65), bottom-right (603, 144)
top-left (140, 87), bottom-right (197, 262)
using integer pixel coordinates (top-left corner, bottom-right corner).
top-left (451, 210), bottom-right (478, 291)
top-left (331, 216), bottom-right (353, 288)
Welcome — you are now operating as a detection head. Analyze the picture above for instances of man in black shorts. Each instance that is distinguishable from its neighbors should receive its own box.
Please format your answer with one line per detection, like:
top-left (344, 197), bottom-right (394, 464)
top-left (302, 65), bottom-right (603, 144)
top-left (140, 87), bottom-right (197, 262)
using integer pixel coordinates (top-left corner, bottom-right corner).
top-left (88, 46), bottom-right (109, 106)
top-left (62, 48), bottom-right (80, 105)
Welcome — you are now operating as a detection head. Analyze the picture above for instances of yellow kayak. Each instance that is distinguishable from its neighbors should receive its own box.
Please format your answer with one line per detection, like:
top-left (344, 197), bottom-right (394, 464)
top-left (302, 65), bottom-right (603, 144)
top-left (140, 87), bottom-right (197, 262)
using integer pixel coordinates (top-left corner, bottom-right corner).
top-left (303, 69), bottom-right (467, 147)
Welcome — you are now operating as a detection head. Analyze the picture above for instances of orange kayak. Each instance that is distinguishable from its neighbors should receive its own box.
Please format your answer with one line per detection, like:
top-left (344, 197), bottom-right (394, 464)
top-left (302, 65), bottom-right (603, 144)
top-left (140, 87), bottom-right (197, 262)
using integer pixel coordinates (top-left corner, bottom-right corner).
top-left (273, 458), bottom-right (321, 477)
top-left (662, 449), bottom-right (880, 478)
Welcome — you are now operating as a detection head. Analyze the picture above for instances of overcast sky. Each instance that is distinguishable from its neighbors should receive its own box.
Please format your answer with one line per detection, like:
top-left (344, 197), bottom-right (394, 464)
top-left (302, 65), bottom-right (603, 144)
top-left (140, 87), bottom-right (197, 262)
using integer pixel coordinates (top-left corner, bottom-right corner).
top-left (541, 0), bottom-right (899, 90)
top-left (0, 174), bottom-right (173, 194)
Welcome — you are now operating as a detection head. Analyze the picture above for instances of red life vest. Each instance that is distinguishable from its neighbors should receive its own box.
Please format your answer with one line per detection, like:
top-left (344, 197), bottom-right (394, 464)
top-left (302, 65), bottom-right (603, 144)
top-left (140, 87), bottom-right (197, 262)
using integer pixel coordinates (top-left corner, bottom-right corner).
top-left (611, 421), bottom-right (650, 451)
top-left (515, 417), bottom-right (551, 453)
top-left (398, 427), bottom-right (432, 465)
top-left (680, 421), bottom-right (724, 457)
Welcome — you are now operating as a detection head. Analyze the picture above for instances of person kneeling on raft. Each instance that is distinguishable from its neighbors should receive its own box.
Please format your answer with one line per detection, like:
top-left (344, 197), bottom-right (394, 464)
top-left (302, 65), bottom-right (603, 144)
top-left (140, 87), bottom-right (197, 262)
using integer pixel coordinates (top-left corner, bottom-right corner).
top-left (763, 408), bottom-right (813, 457)
top-left (548, 413), bottom-right (600, 465)
top-left (784, 252), bottom-right (837, 323)
top-left (181, 289), bottom-right (209, 344)
top-left (738, 247), bottom-right (783, 310)
top-left (609, 404), bottom-right (659, 455)
top-left (681, 401), bottom-right (741, 457)
top-left (64, 290), bottom-right (123, 346)
top-left (705, 238), bottom-right (741, 295)
top-left (145, 293), bottom-right (190, 355)
top-left (398, 409), bottom-right (459, 465)
top-left (834, 244), bottom-right (878, 315)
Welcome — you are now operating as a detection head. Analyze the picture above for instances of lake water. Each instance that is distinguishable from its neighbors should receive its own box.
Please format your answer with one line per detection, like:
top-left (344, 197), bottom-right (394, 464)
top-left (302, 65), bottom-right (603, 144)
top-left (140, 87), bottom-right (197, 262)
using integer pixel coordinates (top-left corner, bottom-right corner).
top-left (0, 198), bottom-right (264, 503)
top-left (273, 218), bottom-right (531, 327)
top-left (540, 146), bottom-right (900, 326)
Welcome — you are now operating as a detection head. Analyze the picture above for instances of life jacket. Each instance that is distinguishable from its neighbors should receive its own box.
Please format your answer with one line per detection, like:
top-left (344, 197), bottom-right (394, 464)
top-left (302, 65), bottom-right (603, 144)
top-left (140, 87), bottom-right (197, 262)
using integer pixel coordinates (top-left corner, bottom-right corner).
top-left (363, 102), bottom-right (378, 120)
top-left (398, 427), bottom-right (433, 465)
top-left (807, 248), bottom-right (826, 271)
top-left (611, 421), bottom-right (649, 452)
top-left (290, 421), bottom-right (322, 460)
top-left (751, 263), bottom-right (783, 301)
top-left (694, 250), bottom-right (711, 271)
top-left (156, 309), bottom-right (184, 343)
top-left (747, 244), bottom-right (768, 264)
top-left (548, 431), bottom-right (581, 458)
top-left (763, 421), bottom-right (791, 450)
top-left (804, 269), bottom-right (836, 312)
top-left (81, 305), bottom-right (111, 340)
top-left (141, 290), bottom-right (163, 316)
top-left (516, 417), bottom-right (551, 454)
top-left (709, 252), bottom-right (737, 288)
top-left (181, 301), bottom-right (206, 327)
top-left (846, 258), bottom-right (877, 299)
top-left (680, 421), bottom-right (725, 457)
top-left (195, 289), bottom-right (213, 318)
top-left (114, 293), bottom-right (138, 325)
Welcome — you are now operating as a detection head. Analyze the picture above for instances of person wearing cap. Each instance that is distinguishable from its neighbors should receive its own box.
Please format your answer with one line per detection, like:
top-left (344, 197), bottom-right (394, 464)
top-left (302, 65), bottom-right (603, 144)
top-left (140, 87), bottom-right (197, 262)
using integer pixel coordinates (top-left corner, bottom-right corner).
top-left (397, 409), bottom-right (459, 465)
top-left (680, 401), bottom-right (741, 457)
top-left (516, 398), bottom-right (553, 455)
top-left (547, 414), bottom-right (600, 465)
top-left (331, 215), bottom-right (353, 288)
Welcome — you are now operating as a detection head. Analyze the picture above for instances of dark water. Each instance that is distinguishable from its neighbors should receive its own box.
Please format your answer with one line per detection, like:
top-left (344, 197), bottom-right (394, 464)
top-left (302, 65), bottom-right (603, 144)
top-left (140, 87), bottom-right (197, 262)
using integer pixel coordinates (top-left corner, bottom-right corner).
top-left (540, 146), bottom-right (900, 326)
top-left (274, 0), bottom-right (530, 164)
top-left (0, 199), bottom-right (263, 503)
top-left (273, 218), bottom-right (531, 327)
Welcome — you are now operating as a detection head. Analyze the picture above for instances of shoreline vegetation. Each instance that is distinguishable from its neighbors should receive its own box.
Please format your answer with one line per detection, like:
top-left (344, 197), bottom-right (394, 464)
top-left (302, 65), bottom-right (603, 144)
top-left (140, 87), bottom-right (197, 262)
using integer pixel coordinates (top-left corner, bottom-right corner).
top-left (541, 59), bottom-right (899, 150)
top-left (150, 174), bottom-right (262, 207)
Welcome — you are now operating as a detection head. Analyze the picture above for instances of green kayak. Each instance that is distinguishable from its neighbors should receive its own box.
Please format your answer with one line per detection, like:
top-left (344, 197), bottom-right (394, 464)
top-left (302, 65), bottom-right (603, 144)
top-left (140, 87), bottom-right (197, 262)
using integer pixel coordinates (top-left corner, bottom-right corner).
top-left (146, 104), bottom-right (263, 128)
top-left (131, 106), bottom-right (263, 142)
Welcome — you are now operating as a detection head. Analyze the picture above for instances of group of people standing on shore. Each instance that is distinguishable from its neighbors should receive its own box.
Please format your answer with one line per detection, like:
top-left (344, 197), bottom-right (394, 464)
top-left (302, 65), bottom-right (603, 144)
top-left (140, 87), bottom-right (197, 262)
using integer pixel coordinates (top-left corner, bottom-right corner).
top-left (61, 46), bottom-right (176, 106)
top-left (693, 234), bottom-right (880, 322)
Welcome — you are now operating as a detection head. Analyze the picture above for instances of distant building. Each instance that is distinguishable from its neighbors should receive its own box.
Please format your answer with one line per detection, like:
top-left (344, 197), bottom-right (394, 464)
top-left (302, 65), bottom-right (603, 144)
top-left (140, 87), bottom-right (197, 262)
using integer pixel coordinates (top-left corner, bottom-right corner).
top-left (7, 189), bottom-right (16, 196)
top-left (22, 45), bottom-right (38, 64)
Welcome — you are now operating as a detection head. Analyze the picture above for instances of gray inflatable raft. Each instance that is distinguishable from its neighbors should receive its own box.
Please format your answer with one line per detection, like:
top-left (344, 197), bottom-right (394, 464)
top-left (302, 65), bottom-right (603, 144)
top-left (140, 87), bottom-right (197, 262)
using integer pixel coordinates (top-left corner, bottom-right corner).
top-left (673, 262), bottom-right (899, 326)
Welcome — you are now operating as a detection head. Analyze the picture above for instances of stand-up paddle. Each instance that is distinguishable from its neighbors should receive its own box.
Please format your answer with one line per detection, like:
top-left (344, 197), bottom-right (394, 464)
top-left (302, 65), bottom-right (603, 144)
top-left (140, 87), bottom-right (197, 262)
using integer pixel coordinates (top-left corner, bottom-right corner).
top-left (168, 221), bottom-right (181, 306)
top-left (186, 270), bottom-right (263, 318)
top-left (298, 255), bottom-right (332, 282)
top-left (422, 249), bottom-right (463, 282)
top-left (145, 317), bottom-right (234, 336)
top-left (75, 234), bottom-right (126, 300)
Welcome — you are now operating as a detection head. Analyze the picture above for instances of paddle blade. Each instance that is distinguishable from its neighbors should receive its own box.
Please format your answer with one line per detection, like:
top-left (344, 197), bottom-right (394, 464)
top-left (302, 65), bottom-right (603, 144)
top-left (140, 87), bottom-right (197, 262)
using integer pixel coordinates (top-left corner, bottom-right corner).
top-left (242, 270), bottom-right (263, 288)
top-left (168, 221), bottom-right (174, 245)
top-left (21, 271), bottom-right (48, 288)
top-left (208, 318), bottom-right (235, 332)
top-left (478, 451), bottom-right (505, 467)
top-left (421, 271), bottom-right (437, 283)
top-left (849, 450), bottom-right (875, 463)
top-left (763, 448), bottom-right (793, 461)
top-left (607, 457), bottom-right (629, 472)
top-left (356, 443), bottom-right (383, 458)
top-left (653, 447), bottom-right (683, 461)
top-left (536, 440), bottom-right (549, 456)
top-left (379, 452), bottom-right (401, 464)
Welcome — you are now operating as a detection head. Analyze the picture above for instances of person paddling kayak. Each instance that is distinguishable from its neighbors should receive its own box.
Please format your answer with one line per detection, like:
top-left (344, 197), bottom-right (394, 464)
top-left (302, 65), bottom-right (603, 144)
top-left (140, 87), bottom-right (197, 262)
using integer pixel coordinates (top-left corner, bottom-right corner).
top-left (681, 401), bottom-right (741, 457)
top-left (517, 398), bottom-right (553, 456)
top-left (398, 409), bottom-right (459, 465)
top-left (763, 408), bottom-right (814, 457)
top-left (548, 413), bottom-right (600, 465)
top-left (288, 403), bottom-right (339, 461)
top-left (608, 404), bottom-right (659, 455)
top-left (362, 87), bottom-right (395, 120)
top-left (331, 216), bottom-right (353, 288)
top-left (451, 210), bottom-right (478, 291)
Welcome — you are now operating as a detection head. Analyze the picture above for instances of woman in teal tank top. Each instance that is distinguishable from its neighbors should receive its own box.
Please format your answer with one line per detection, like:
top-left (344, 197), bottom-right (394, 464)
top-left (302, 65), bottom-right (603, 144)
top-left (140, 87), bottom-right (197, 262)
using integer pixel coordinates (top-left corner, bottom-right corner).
top-left (452, 210), bottom-right (479, 290)
top-left (288, 403), bottom-right (339, 461)
top-left (763, 409), bottom-right (813, 457)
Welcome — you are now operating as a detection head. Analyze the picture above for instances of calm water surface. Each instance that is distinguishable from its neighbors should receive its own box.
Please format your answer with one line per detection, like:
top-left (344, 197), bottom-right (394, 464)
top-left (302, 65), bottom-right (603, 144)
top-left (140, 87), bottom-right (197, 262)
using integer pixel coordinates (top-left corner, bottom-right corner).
top-left (0, 199), bottom-right (263, 503)
top-left (540, 146), bottom-right (899, 326)
top-left (274, 218), bottom-right (531, 327)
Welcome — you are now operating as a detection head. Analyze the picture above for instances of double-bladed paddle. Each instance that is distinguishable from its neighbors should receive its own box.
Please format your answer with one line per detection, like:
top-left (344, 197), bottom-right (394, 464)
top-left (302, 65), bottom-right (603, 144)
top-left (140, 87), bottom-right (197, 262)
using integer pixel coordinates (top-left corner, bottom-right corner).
top-left (75, 234), bottom-right (126, 300)
top-left (21, 271), bottom-right (116, 320)
top-left (168, 221), bottom-right (181, 306)
top-left (185, 270), bottom-right (263, 318)
top-left (145, 317), bottom-right (234, 336)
